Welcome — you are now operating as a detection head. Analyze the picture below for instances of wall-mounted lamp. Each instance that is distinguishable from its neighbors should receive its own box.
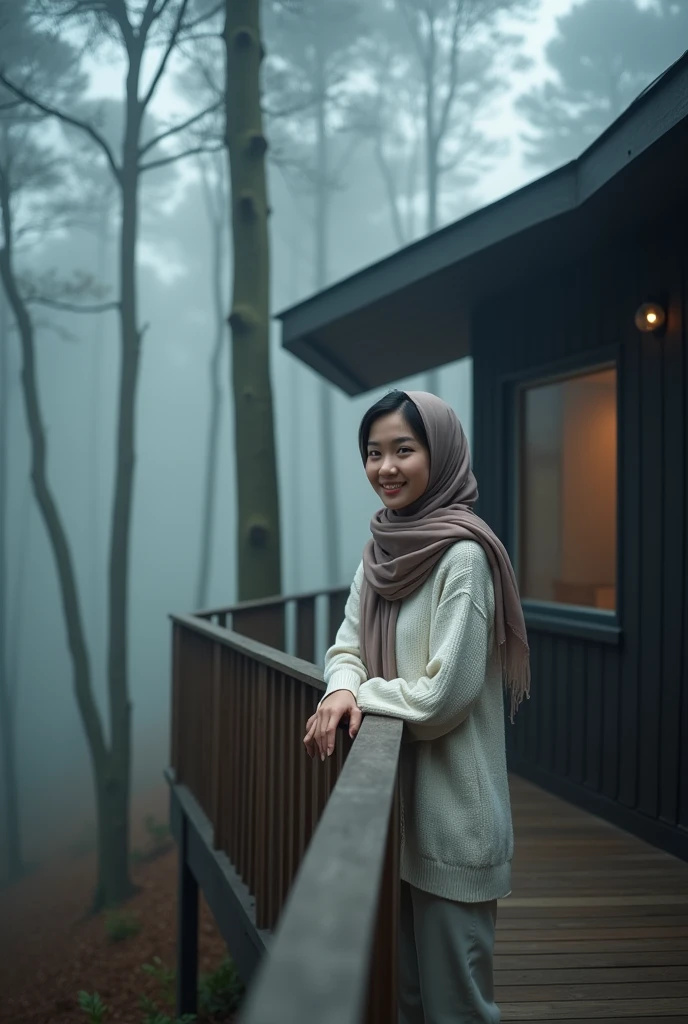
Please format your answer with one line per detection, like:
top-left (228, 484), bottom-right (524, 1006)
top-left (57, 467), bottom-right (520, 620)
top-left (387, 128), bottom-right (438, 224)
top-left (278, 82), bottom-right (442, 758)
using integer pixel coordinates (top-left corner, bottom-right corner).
top-left (634, 301), bottom-right (666, 334)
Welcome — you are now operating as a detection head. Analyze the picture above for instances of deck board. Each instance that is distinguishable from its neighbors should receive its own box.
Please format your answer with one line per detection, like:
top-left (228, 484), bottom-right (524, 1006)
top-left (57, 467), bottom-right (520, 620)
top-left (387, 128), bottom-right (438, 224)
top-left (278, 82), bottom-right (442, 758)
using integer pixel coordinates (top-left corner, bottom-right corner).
top-left (496, 776), bottom-right (688, 1022)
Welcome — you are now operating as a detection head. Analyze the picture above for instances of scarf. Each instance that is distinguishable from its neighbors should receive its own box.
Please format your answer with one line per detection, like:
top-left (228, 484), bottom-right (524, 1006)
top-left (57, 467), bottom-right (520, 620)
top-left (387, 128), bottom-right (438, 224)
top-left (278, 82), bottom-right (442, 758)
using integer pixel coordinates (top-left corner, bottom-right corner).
top-left (359, 391), bottom-right (530, 721)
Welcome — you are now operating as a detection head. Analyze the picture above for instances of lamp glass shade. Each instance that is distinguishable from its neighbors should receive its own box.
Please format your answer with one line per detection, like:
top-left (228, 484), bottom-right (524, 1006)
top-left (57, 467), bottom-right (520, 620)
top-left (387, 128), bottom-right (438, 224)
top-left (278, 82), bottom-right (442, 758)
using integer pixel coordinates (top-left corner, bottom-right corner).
top-left (635, 302), bottom-right (666, 333)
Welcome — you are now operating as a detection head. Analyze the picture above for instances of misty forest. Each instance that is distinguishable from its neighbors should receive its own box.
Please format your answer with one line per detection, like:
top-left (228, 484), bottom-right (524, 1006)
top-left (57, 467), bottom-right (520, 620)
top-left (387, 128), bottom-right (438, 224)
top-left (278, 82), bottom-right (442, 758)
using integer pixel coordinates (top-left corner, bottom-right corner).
top-left (0, 0), bottom-right (686, 1019)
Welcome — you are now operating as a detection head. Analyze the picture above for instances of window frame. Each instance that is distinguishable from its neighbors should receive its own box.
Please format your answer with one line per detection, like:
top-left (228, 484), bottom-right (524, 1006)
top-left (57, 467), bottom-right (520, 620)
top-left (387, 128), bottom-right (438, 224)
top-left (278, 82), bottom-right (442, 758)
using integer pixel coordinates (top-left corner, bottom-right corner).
top-left (501, 346), bottom-right (623, 644)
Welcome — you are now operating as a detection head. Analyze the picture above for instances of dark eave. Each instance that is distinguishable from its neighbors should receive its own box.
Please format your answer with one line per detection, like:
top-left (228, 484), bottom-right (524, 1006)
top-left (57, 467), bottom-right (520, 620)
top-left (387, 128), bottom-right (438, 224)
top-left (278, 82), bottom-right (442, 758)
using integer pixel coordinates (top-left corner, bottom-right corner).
top-left (278, 50), bottom-right (688, 395)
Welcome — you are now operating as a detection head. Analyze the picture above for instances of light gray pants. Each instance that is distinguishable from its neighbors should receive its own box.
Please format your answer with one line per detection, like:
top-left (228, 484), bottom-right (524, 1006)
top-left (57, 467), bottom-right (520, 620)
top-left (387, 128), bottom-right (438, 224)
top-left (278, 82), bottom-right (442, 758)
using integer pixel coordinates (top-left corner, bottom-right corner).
top-left (399, 881), bottom-right (500, 1024)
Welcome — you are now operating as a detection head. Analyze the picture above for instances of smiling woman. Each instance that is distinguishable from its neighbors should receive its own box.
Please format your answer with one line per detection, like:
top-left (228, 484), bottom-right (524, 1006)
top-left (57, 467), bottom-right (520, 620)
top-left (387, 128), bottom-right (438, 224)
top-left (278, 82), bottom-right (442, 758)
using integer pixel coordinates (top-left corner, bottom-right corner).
top-left (303, 388), bottom-right (530, 1024)
top-left (360, 392), bottom-right (431, 510)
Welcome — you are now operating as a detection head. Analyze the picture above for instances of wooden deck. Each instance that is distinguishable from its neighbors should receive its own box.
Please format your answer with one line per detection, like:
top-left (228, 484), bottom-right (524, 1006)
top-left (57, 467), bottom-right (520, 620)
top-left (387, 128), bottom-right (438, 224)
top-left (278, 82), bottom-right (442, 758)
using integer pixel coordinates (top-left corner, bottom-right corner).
top-left (497, 776), bottom-right (688, 1022)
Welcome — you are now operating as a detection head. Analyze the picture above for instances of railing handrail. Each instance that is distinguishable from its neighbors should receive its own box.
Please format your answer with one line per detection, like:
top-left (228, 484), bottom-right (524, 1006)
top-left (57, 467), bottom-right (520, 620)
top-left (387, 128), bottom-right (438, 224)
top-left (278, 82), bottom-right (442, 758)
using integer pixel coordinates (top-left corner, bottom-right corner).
top-left (170, 612), bottom-right (326, 692)
top-left (238, 714), bottom-right (403, 1024)
top-left (193, 583), bottom-right (350, 620)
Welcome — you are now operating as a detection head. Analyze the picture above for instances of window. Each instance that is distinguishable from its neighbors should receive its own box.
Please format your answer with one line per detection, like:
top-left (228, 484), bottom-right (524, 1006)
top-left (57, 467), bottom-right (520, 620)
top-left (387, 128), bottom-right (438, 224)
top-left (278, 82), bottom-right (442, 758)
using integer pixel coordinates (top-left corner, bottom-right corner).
top-left (518, 367), bottom-right (617, 612)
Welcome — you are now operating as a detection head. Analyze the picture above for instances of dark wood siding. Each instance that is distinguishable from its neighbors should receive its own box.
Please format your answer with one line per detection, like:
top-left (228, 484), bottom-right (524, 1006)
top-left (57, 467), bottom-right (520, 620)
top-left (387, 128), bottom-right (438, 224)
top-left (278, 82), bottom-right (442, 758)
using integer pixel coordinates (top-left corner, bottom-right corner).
top-left (472, 213), bottom-right (688, 860)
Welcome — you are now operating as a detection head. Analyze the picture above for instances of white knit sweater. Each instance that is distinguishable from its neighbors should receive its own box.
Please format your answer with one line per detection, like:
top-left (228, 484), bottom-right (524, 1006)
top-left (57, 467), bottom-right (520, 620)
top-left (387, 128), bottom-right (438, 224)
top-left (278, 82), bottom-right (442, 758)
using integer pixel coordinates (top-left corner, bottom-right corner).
top-left (323, 540), bottom-right (513, 904)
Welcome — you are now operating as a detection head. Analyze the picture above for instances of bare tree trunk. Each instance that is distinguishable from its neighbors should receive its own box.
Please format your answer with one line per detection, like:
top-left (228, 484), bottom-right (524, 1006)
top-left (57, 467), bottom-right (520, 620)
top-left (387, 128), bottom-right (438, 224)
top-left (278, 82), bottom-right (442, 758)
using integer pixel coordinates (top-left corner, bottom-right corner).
top-left (0, 286), bottom-right (23, 883)
top-left (0, 169), bottom-right (111, 896)
top-left (224, 0), bottom-right (282, 601)
top-left (374, 133), bottom-right (407, 249)
top-left (0, 0), bottom-right (207, 909)
top-left (195, 160), bottom-right (227, 610)
top-left (89, 205), bottom-right (108, 675)
top-left (424, 50), bottom-right (440, 397)
top-left (97, 73), bottom-right (144, 910)
top-left (314, 50), bottom-right (341, 587)
top-left (288, 253), bottom-right (301, 593)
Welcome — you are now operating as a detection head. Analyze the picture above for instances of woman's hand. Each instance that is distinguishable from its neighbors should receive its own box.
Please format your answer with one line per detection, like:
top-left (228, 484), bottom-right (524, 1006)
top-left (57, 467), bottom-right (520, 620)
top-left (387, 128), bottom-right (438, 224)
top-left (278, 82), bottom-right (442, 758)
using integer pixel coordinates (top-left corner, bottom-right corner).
top-left (303, 690), bottom-right (362, 761)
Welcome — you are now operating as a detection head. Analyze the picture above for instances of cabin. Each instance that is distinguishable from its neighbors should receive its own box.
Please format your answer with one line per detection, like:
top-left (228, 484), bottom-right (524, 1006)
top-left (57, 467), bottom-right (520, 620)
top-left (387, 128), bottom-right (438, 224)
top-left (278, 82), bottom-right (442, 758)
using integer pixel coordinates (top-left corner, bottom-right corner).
top-left (167, 52), bottom-right (688, 1023)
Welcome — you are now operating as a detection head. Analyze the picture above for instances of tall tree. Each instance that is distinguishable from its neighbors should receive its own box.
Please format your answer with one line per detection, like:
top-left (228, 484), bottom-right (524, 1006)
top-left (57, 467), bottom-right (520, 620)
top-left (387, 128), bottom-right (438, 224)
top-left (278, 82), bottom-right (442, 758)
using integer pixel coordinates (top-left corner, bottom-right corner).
top-left (392, 0), bottom-right (534, 234)
top-left (517, 0), bottom-right (687, 170)
top-left (195, 152), bottom-right (229, 609)
top-left (0, 286), bottom-right (22, 884)
top-left (0, 0), bottom-right (220, 908)
top-left (172, 43), bottom-right (232, 610)
top-left (353, 0), bottom-right (533, 394)
top-left (0, 4), bottom-right (86, 886)
top-left (265, 0), bottom-right (366, 586)
top-left (224, 0), bottom-right (282, 600)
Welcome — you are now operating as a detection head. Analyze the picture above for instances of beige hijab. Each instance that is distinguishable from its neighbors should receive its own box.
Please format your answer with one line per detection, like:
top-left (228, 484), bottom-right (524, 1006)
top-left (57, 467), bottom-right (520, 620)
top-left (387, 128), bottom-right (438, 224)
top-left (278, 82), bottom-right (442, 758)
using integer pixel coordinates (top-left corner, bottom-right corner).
top-left (359, 391), bottom-right (530, 721)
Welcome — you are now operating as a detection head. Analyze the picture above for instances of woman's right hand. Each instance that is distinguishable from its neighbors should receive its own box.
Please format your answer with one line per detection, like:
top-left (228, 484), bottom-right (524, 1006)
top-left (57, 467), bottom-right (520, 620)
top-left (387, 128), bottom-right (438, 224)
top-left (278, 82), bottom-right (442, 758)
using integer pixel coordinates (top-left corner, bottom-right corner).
top-left (303, 690), bottom-right (362, 761)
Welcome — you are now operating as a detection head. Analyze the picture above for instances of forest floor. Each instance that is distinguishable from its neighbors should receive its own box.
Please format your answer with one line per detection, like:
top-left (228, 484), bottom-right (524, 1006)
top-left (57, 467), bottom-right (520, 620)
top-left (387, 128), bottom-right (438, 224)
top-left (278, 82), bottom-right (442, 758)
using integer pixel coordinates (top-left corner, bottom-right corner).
top-left (0, 785), bottom-right (237, 1024)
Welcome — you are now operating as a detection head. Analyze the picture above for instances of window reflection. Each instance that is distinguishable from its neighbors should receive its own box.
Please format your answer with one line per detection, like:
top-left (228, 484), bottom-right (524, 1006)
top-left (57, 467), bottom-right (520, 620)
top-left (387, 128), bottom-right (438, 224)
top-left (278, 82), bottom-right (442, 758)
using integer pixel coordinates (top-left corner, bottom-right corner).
top-left (519, 367), bottom-right (617, 611)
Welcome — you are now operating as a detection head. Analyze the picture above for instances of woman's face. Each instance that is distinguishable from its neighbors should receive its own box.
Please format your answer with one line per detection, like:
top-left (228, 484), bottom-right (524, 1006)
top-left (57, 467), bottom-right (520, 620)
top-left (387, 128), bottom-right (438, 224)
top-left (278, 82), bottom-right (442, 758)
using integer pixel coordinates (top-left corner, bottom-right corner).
top-left (365, 410), bottom-right (430, 510)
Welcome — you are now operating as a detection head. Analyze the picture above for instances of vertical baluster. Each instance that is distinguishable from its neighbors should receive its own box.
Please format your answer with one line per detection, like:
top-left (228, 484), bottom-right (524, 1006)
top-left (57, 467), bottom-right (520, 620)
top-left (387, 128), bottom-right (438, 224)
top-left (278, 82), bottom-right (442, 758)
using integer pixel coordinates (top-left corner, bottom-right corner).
top-left (218, 647), bottom-right (232, 856)
top-left (296, 597), bottom-right (316, 663)
top-left (229, 649), bottom-right (241, 867)
top-left (171, 623), bottom-right (182, 780)
top-left (264, 669), bottom-right (277, 928)
top-left (308, 689), bottom-right (320, 844)
top-left (297, 683), bottom-right (308, 867)
top-left (238, 653), bottom-right (248, 882)
top-left (246, 658), bottom-right (257, 894)
top-left (253, 663), bottom-right (268, 925)
top-left (287, 675), bottom-right (297, 895)
top-left (276, 672), bottom-right (287, 924)
top-left (328, 590), bottom-right (348, 649)
top-left (211, 642), bottom-right (222, 849)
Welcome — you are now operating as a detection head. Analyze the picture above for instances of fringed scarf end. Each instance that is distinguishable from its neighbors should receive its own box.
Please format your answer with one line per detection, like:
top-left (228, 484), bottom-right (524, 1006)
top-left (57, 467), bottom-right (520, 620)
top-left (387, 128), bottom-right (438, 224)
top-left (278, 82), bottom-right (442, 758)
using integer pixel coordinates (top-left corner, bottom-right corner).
top-left (501, 633), bottom-right (531, 724)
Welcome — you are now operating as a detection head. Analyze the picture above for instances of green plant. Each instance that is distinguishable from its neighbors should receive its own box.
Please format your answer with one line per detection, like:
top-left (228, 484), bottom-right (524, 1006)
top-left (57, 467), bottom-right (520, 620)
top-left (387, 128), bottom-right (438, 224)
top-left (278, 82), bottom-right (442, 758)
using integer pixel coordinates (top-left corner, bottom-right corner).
top-left (139, 1012), bottom-right (195, 1024)
top-left (77, 990), bottom-right (109, 1024)
top-left (104, 908), bottom-right (140, 943)
top-left (141, 956), bottom-right (175, 1006)
top-left (139, 987), bottom-right (195, 1024)
top-left (199, 957), bottom-right (244, 1017)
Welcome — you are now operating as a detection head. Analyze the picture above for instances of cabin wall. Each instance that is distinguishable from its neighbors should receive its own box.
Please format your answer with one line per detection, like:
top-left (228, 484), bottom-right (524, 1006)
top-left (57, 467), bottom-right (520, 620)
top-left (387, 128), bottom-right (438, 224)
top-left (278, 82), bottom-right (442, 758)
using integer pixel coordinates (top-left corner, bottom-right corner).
top-left (472, 213), bottom-right (688, 860)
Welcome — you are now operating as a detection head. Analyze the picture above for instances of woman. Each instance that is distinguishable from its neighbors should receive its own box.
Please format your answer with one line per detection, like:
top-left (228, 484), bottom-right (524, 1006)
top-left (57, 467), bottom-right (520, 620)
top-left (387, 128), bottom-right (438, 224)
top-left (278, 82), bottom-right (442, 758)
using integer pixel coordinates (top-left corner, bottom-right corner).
top-left (304, 389), bottom-right (529, 1024)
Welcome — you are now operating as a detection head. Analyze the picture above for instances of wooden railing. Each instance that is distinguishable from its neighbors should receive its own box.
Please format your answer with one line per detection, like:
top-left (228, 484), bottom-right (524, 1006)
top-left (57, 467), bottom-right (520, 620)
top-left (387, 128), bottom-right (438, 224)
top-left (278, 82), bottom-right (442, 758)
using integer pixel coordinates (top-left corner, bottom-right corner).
top-left (169, 599), bottom-right (402, 1023)
top-left (194, 585), bottom-right (349, 664)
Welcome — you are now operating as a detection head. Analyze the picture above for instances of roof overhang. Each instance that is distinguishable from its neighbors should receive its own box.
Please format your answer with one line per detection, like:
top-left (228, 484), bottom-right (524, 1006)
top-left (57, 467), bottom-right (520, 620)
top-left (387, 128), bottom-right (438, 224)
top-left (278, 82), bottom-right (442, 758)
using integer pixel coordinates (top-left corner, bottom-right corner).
top-left (278, 51), bottom-right (688, 395)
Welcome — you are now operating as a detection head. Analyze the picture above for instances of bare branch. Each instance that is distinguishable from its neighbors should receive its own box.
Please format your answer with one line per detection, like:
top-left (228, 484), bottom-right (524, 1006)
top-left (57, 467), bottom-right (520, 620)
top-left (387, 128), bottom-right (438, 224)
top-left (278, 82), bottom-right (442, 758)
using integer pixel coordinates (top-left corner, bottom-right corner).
top-left (0, 74), bottom-right (122, 185)
top-left (103, 0), bottom-right (136, 49)
top-left (177, 28), bottom-right (222, 44)
top-left (397, 0), bottom-right (428, 69)
top-left (138, 100), bottom-right (222, 156)
top-left (265, 95), bottom-right (318, 120)
top-left (138, 0), bottom-right (169, 38)
top-left (140, 142), bottom-right (223, 173)
top-left (24, 297), bottom-right (120, 314)
top-left (436, 3), bottom-right (463, 147)
top-left (151, 0), bottom-right (173, 21)
top-left (140, 0), bottom-right (190, 110)
top-left (62, 0), bottom-right (108, 15)
top-left (183, 1), bottom-right (223, 33)
top-left (373, 135), bottom-right (407, 248)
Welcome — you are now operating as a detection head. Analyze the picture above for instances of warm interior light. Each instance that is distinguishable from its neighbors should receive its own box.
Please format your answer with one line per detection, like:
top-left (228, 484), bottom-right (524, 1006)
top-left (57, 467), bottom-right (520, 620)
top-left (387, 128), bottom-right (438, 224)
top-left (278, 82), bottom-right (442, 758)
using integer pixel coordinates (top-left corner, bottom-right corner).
top-left (634, 301), bottom-right (666, 333)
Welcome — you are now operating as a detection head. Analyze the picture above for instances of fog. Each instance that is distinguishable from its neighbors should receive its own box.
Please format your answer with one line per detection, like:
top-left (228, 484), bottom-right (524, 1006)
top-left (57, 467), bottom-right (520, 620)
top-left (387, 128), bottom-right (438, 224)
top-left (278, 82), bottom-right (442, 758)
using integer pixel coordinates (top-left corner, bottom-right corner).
top-left (1, 0), bottom-right (685, 879)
